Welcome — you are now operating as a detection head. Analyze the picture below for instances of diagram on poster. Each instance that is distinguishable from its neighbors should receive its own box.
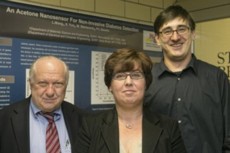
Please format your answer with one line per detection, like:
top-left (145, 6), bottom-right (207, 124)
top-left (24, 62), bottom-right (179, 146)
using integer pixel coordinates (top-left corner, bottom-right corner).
top-left (91, 51), bottom-right (114, 105)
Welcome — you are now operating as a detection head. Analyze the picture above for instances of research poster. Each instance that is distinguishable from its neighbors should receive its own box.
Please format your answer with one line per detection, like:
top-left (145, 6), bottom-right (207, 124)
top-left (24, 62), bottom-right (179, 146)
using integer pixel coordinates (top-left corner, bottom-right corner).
top-left (0, 1), bottom-right (161, 110)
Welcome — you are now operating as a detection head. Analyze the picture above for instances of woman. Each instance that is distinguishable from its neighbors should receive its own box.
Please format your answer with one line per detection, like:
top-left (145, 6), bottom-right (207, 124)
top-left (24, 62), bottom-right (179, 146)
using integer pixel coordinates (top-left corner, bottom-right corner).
top-left (76, 48), bottom-right (187, 153)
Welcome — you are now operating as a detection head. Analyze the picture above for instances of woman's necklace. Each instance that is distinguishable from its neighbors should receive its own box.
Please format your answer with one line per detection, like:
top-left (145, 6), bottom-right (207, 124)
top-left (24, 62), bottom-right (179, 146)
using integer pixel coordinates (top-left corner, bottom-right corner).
top-left (125, 123), bottom-right (133, 129)
top-left (118, 111), bottom-right (143, 130)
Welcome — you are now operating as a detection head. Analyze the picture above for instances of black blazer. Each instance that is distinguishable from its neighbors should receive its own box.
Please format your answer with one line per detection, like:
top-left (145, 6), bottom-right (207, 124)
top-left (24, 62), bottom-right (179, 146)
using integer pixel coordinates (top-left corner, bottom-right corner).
top-left (76, 107), bottom-right (187, 153)
top-left (0, 97), bottom-right (85, 153)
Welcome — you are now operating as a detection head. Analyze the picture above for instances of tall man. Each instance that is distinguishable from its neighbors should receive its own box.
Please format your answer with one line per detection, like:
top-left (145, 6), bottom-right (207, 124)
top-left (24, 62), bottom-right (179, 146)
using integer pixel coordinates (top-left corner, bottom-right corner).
top-left (0, 56), bottom-right (85, 153)
top-left (145, 5), bottom-right (230, 153)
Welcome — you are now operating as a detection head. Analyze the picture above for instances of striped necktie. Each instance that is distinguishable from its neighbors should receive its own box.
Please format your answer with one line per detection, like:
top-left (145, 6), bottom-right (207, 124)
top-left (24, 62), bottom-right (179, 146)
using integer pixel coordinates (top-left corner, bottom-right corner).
top-left (42, 113), bottom-right (61, 153)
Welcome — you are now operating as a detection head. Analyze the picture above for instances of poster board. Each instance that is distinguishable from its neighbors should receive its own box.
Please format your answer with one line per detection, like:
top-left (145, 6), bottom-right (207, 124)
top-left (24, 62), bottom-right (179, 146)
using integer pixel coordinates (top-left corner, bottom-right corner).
top-left (0, 1), bottom-right (161, 110)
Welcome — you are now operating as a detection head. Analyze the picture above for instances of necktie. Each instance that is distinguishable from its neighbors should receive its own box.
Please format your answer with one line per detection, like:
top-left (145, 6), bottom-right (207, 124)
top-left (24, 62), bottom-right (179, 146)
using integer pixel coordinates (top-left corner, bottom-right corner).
top-left (42, 113), bottom-right (61, 153)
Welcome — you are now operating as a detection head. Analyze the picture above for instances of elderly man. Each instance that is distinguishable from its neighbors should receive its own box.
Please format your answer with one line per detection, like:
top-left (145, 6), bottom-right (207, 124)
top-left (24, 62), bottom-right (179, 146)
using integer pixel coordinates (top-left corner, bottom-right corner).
top-left (0, 56), bottom-right (86, 153)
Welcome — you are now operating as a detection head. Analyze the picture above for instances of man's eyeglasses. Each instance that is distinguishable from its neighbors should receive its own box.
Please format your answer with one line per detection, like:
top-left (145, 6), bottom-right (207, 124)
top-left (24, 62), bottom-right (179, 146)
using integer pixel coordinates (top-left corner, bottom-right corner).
top-left (113, 71), bottom-right (144, 80)
top-left (159, 25), bottom-right (190, 38)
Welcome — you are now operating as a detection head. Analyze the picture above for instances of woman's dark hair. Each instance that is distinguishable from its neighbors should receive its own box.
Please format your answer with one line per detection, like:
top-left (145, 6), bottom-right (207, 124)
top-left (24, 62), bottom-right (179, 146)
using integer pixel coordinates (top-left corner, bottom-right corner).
top-left (104, 48), bottom-right (153, 90)
top-left (154, 5), bottom-right (195, 35)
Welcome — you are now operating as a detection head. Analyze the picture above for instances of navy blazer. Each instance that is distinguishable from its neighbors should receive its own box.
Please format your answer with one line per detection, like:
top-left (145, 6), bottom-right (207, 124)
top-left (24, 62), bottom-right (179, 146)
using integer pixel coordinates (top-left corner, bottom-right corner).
top-left (76, 107), bottom-right (187, 153)
top-left (0, 97), bottom-right (85, 153)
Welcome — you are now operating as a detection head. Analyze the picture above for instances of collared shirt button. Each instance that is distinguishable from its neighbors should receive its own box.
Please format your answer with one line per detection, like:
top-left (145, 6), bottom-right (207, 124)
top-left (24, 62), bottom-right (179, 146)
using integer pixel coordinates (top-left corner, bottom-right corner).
top-left (177, 77), bottom-right (181, 81)
top-left (178, 120), bottom-right (182, 124)
top-left (177, 98), bottom-right (181, 101)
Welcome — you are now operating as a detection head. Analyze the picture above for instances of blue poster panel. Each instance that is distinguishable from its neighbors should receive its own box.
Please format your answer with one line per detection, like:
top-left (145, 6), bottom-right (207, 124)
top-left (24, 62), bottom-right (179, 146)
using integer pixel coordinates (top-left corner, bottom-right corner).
top-left (0, 1), bottom-right (161, 110)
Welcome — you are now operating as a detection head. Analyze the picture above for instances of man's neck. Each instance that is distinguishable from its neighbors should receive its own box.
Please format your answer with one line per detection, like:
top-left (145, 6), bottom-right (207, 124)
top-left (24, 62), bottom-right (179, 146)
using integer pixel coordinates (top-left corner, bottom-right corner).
top-left (164, 54), bottom-right (192, 72)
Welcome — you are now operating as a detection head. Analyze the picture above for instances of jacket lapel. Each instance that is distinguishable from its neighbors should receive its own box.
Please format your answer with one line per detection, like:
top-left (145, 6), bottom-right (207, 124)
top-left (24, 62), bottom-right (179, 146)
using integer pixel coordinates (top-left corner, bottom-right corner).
top-left (142, 109), bottom-right (163, 153)
top-left (61, 102), bottom-right (83, 153)
top-left (99, 108), bottom-right (163, 153)
top-left (101, 109), bottom-right (119, 153)
top-left (11, 99), bottom-right (30, 153)
top-left (61, 102), bottom-right (75, 141)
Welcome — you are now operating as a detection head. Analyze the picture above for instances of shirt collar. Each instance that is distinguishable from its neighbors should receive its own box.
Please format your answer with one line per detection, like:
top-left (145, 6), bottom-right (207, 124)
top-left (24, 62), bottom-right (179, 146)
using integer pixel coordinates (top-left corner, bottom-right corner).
top-left (157, 54), bottom-right (198, 77)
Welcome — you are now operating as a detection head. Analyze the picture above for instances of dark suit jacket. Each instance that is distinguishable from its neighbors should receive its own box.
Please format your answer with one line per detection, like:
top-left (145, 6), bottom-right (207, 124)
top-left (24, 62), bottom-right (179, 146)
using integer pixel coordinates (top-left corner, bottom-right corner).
top-left (0, 97), bottom-right (85, 153)
top-left (76, 107), bottom-right (187, 153)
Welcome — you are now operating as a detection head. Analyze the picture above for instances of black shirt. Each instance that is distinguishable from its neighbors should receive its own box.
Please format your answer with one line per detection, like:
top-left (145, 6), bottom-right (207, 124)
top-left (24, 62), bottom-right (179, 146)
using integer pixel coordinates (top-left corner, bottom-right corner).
top-left (145, 55), bottom-right (230, 153)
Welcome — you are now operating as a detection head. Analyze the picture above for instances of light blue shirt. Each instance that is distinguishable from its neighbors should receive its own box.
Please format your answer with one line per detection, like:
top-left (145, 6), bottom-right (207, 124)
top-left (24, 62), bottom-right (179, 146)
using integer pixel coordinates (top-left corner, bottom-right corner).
top-left (29, 101), bottom-right (71, 153)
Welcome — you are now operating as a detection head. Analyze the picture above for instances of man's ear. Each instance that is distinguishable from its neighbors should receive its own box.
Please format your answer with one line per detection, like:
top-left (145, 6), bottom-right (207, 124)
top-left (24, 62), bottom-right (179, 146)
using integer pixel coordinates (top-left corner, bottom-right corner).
top-left (109, 87), bottom-right (112, 92)
top-left (155, 35), bottom-right (161, 46)
top-left (191, 31), bottom-right (196, 40)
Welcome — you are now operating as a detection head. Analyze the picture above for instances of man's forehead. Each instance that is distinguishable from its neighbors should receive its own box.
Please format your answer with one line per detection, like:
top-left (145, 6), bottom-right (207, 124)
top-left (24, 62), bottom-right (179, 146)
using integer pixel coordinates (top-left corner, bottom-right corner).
top-left (160, 17), bottom-right (188, 29)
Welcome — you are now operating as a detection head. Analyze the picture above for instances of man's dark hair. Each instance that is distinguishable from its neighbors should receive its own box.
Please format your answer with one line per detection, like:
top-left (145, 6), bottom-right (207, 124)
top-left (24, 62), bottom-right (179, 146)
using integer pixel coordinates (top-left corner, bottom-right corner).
top-left (154, 5), bottom-right (195, 35)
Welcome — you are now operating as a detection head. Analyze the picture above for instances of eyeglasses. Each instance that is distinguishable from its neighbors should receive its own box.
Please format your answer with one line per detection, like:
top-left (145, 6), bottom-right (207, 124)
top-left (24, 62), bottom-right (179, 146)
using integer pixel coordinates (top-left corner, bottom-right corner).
top-left (113, 71), bottom-right (144, 80)
top-left (159, 25), bottom-right (190, 38)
